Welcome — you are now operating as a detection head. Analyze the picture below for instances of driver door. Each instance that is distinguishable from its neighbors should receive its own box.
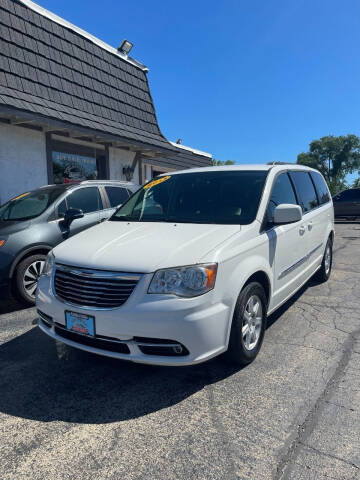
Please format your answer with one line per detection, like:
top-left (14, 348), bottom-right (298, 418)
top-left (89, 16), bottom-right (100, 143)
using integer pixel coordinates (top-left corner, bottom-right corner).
top-left (57, 187), bottom-right (102, 237)
top-left (265, 172), bottom-right (310, 310)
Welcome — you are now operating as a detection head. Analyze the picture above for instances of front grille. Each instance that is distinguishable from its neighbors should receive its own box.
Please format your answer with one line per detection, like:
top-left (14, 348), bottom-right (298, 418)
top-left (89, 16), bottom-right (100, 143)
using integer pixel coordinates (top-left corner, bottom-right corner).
top-left (54, 324), bottom-right (130, 354)
top-left (54, 265), bottom-right (140, 309)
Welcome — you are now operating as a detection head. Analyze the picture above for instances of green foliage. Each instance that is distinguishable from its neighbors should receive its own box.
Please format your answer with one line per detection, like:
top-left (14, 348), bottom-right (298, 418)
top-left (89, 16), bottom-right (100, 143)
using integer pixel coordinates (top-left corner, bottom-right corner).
top-left (212, 159), bottom-right (236, 166)
top-left (353, 176), bottom-right (360, 188)
top-left (297, 135), bottom-right (360, 194)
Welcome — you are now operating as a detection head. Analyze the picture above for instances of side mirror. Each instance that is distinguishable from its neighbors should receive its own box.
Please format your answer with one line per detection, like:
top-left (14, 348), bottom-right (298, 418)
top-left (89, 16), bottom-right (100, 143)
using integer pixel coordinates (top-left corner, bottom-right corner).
top-left (273, 204), bottom-right (302, 225)
top-left (62, 208), bottom-right (84, 228)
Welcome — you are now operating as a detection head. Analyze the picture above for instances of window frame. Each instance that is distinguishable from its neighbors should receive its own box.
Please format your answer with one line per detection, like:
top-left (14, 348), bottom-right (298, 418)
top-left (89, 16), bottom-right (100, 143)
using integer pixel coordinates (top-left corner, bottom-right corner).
top-left (55, 186), bottom-right (103, 218)
top-left (309, 171), bottom-right (331, 206)
top-left (288, 170), bottom-right (319, 214)
top-left (104, 186), bottom-right (130, 209)
top-left (46, 136), bottom-right (109, 185)
top-left (261, 171), bottom-right (300, 232)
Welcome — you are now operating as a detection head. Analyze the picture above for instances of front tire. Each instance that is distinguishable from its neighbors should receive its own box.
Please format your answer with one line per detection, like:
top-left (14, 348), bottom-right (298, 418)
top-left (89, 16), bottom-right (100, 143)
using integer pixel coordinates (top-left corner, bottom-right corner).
top-left (225, 282), bottom-right (267, 366)
top-left (315, 237), bottom-right (333, 283)
top-left (15, 254), bottom-right (46, 305)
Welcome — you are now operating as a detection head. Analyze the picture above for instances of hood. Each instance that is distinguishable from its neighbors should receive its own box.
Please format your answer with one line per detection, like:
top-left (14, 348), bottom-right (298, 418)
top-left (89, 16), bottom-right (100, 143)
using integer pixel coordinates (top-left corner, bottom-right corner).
top-left (0, 220), bottom-right (31, 235)
top-left (53, 221), bottom-right (240, 273)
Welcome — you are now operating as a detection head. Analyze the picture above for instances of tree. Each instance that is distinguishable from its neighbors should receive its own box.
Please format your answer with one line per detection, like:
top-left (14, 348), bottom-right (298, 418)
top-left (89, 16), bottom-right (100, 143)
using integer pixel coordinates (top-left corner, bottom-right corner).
top-left (297, 135), bottom-right (360, 194)
top-left (353, 176), bottom-right (360, 188)
top-left (212, 159), bottom-right (236, 166)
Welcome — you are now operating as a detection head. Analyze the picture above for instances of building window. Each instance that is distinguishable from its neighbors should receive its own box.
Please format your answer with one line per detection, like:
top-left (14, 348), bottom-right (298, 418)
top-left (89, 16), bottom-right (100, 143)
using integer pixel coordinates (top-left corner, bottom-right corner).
top-left (48, 137), bottom-right (108, 184)
top-left (52, 151), bottom-right (98, 184)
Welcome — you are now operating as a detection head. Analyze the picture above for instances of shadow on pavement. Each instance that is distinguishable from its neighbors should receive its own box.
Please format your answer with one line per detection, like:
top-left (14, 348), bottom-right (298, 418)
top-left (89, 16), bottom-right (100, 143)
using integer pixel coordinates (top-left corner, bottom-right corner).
top-left (0, 273), bottom-right (320, 425)
top-left (0, 324), bottom-right (239, 424)
top-left (0, 298), bottom-right (27, 315)
top-left (266, 280), bottom-right (312, 330)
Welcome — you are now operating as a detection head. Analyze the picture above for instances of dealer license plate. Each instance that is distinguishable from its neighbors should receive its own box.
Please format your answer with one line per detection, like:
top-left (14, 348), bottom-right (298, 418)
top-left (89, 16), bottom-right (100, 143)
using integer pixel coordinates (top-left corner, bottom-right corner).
top-left (65, 311), bottom-right (95, 337)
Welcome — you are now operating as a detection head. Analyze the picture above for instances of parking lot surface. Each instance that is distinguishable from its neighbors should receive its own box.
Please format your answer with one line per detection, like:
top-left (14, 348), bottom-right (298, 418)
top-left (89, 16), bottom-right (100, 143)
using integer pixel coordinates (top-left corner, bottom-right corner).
top-left (0, 223), bottom-right (359, 480)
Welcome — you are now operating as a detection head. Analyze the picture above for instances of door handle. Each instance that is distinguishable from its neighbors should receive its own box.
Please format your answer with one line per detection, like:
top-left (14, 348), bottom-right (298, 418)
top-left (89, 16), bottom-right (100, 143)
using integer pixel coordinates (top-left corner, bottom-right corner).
top-left (307, 221), bottom-right (313, 231)
top-left (299, 225), bottom-right (306, 235)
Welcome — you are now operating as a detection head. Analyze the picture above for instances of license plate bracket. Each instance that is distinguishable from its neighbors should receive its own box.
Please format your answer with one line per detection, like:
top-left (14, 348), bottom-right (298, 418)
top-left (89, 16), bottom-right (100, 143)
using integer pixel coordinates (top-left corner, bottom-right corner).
top-left (65, 311), bottom-right (95, 337)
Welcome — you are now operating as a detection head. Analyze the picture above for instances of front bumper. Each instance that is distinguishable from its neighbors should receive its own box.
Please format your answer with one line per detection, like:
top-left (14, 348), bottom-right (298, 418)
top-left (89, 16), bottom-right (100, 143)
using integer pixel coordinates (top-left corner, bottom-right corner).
top-left (36, 273), bottom-right (231, 366)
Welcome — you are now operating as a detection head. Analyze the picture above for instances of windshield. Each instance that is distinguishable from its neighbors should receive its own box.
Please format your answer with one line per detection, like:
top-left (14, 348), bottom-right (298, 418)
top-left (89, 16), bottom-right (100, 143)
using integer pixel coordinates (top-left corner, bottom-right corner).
top-left (0, 187), bottom-right (65, 221)
top-left (111, 170), bottom-right (268, 225)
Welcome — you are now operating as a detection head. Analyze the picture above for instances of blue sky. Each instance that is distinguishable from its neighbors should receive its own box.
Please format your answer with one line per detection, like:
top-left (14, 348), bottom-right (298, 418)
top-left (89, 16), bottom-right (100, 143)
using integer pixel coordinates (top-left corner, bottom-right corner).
top-left (37, 0), bottom-right (360, 171)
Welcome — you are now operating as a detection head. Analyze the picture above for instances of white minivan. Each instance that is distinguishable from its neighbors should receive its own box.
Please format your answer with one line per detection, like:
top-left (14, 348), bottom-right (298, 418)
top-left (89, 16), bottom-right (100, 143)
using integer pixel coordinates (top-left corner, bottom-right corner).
top-left (36, 164), bottom-right (334, 366)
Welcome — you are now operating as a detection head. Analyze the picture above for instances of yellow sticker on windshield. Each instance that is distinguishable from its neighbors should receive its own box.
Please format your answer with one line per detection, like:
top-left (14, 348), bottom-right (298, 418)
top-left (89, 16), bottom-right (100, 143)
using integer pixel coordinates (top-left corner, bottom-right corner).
top-left (11, 192), bottom-right (30, 201)
top-left (143, 175), bottom-right (171, 189)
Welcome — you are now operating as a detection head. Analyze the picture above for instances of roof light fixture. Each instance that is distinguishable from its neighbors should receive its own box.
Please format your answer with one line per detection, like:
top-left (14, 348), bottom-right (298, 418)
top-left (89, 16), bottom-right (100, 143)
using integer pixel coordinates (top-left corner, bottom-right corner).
top-left (118, 39), bottom-right (134, 56)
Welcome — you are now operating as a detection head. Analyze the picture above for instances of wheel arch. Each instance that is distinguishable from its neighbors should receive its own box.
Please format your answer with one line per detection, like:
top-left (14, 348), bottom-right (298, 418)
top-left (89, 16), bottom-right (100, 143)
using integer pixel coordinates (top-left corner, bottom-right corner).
top-left (9, 244), bottom-right (53, 278)
top-left (222, 256), bottom-right (273, 348)
top-left (242, 270), bottom-right (271, 308)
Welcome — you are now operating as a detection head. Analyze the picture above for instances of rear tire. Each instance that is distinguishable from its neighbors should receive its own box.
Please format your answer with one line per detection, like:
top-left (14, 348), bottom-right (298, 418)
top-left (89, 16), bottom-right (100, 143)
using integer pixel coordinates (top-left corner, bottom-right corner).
top-left (225, 282), bottom-right (267, 367)
top-left (15, 254), bottom-right (46, 305)
top-left (315, 237), bottom-right (333, 283)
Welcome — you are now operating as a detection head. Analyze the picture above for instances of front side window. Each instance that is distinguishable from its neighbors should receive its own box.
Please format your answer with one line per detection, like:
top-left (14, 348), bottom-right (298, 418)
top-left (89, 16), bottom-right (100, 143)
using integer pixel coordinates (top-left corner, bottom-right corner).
top-left (105, 187), bottom-right (129, 208)
top-left (111, 171), bottom-right (268, 225)
top-left (0, 187), bottom-right (64, 221)
top-left (290, 171), bottom-right (318, 213)
top-left (67, 187), bottom-right (102, 214)
top-left (310, 172), bottom-right (330, 205)
top-left (57, 199), bottom-right (67, 218)
top-left (267, 173), bottom-right (298, 222)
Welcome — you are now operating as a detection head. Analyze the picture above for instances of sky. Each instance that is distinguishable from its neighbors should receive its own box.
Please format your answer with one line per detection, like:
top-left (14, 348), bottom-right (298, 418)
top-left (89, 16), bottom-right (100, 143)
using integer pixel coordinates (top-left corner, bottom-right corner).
top-left (36, 0), bottom-right (360, 170)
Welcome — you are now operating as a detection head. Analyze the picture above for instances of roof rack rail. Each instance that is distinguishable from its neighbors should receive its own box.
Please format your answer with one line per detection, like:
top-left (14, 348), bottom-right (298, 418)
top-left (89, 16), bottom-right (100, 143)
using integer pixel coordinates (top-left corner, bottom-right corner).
top-left (267, 161), bottom-right (295, 166)
top-left (79, 180), bottom-right (134, 185)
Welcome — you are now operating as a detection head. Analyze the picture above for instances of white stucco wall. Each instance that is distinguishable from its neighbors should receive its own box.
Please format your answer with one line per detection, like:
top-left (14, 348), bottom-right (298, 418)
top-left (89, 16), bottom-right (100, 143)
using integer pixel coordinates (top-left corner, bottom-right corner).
top-left (109, 147), bottom-right (139, 183)
top-left (0, 123), bottom-right (47, 204)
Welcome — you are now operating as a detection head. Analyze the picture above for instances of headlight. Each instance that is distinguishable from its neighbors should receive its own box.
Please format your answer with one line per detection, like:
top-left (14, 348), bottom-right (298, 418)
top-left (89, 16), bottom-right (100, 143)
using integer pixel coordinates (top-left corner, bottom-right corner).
top-left (42, 251), bottom-right (55, 276)
top-left (148, 263), bottom-right (217, 297)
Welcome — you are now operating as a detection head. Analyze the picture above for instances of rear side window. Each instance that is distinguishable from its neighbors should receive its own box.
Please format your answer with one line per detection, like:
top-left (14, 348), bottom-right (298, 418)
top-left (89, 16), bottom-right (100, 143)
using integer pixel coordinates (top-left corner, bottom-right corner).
top-left (290, 172), bottom-right (318, 213)
top-left (67, 187), bottom-right (102, 214)
top-left (310, 172), bottom-right (330, 205)
top-left (267, 173), bottom-right (298, 221)
top-left (105, 186), bottom-right (129, 208)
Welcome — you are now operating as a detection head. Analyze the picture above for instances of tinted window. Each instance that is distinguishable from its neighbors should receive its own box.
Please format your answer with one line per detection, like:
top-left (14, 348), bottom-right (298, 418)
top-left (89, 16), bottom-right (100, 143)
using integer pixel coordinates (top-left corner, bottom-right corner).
top-left (105, 187), bottom-right (129, 208)
top-left (57, 199), bottom-right (67, 218)
top-left (67, 187), bottom-right (101, 214)
top-left (267, 173), bottom-right (298, 221)
top-left (290, 172), bottom-right (319, 213)
top-left (111, 171), bottom-right (268, 225)
top-left (0, 187), bottom-right (65, 221)
top-left (336, 189), bottom-right (360, 201)
top-left (310, 172), bottom-right (330, 205)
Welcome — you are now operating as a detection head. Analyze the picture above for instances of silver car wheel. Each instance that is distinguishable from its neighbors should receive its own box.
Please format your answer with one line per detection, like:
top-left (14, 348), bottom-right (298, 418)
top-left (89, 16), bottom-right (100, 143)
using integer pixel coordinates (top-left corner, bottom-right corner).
top-left (242, 294), bottom-right (263, 351)
top-left (23, 260), bottom-right (45, 298)
top-left (324, 244), bottom-right (331, 275)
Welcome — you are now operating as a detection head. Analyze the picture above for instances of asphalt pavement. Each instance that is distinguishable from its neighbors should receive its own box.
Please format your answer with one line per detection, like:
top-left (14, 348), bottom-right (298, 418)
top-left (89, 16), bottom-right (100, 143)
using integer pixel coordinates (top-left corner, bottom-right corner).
top-left (0, 222), bottom-right (359, 480)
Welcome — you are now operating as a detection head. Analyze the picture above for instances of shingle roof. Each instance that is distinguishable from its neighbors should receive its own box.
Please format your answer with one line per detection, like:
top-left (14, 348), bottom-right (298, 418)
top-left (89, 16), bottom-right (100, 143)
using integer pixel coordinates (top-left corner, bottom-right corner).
top-left (0, 0), bottom-right (177, 152)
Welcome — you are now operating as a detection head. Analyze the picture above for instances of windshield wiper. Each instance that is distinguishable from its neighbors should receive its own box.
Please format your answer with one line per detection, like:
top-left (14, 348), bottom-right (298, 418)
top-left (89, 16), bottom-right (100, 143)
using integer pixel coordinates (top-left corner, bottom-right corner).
top-left (110, 215), bottom-right (137, 222)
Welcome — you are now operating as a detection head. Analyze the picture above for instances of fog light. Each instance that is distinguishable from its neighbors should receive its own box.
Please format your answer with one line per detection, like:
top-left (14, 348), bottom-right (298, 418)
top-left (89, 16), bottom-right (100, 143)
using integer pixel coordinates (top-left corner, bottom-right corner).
top-left (173, 345), bottom-right (183, 354)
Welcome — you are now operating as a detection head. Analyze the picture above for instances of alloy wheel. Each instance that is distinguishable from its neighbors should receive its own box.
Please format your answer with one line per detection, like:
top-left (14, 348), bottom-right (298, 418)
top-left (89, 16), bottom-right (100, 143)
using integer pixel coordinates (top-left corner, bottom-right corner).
top-left (23, 260), bottom-right (45, 298)
top-left (324, 243), bottom-right (332, 275)
top-left (242, 294), bottom-right (263, 351)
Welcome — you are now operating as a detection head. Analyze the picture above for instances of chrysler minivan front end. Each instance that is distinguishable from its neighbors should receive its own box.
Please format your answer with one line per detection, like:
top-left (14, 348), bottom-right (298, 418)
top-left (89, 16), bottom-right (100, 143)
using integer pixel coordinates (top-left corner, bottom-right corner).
top-left (36, 168), bottom-right (269, 365)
